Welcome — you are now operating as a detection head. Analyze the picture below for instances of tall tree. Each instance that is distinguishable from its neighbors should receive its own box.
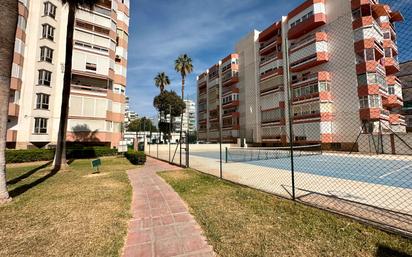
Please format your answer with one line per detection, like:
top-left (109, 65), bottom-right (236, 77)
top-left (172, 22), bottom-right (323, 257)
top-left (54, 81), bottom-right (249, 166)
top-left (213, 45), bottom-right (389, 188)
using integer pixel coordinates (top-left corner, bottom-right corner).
top-left (174, 54), bottom-right (193, 165)
top-left (154, 72), bottom-right (170, 93)
top-left (0, 0), bottom-right (18, 203)
top-left (53, 0), bottom-right (99, 171)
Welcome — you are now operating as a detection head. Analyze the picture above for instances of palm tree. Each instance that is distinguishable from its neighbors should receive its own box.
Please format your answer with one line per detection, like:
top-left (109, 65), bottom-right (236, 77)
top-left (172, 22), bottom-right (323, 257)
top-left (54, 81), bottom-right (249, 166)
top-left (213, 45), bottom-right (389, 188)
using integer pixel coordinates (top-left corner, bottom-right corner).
top-left (53, 0), bottom-right (99, 171)
top-left (0, 0), bottom-right (18, 203)
top-left (154, 72), bottom-right (170, 93)
top-left (174, 54), bottom-right (193, 166)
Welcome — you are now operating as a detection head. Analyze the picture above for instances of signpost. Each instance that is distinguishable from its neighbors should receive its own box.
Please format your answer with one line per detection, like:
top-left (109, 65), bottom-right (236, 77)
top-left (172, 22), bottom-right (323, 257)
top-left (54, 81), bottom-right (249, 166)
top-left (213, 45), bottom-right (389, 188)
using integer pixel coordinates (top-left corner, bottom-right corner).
top-left (91, 159), bottom-right (101, 173)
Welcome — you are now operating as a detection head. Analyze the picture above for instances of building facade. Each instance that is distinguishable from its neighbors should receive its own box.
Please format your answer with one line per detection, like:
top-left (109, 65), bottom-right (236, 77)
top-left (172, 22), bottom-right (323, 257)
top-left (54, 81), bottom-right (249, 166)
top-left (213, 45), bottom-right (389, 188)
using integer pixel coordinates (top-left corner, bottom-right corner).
top-left (173, 99), bottom-right (197, 133)
top-left (400, 61), bottom-right (412, 131)
top-left (7, 0), bottom-right (129, 149)
top-left (196, 0), bottom-right (405, 149)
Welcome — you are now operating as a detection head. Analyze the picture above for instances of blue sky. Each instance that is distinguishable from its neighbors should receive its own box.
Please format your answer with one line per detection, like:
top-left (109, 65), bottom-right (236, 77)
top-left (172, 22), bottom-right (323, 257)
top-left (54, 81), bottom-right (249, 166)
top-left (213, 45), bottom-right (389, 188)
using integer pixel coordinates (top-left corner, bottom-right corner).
top-left (126, 0), bottom-right (411, 118)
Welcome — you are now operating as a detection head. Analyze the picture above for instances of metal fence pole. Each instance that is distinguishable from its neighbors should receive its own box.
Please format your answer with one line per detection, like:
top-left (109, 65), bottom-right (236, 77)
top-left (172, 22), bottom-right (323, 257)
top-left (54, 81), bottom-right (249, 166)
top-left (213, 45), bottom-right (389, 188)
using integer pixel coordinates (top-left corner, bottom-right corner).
top-left (218, 61), bottom-right (223, 179)
top-left (282, 17), bottom-right (295, 201)
top-left (169, 105), bottom-right (172, 164)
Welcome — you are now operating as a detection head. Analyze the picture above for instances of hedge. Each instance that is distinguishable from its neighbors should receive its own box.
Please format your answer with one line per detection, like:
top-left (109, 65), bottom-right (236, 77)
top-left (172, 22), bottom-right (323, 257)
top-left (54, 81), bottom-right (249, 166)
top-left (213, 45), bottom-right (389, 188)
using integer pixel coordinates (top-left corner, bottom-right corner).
top-left (124, 151), bottom-right (146, 165)
top-left (5, 147), bottom-right (118, 164)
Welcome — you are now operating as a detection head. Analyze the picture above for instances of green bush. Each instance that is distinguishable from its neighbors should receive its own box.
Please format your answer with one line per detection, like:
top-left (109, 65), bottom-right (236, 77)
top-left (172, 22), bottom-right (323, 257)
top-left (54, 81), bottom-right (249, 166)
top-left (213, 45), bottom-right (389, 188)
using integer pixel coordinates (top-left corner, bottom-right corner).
top-left (6, 147), bottom-right (118, 164)
top-left (5, 149), bottom-right (55, 163)
top-left (124, 151), bottom-right (146, 165)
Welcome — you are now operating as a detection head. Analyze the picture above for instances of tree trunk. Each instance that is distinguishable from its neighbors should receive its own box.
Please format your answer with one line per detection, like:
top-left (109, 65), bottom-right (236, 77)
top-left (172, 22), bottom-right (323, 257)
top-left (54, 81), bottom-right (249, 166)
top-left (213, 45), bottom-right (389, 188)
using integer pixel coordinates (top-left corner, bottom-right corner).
top-left (53, 4), bottom-right (76, 171)
top-left (179, 78), bottom-right (185, 166)
top-left (0, 0), bottom-right (18, 202)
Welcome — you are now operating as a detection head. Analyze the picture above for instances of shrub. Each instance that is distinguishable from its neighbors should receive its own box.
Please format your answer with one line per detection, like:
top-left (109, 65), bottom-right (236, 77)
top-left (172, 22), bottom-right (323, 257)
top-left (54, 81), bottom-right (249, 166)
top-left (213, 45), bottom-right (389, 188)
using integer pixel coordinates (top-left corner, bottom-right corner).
top-left (6, 147), bottom-right (118, 164)
top-left (5, 149), bottom-right (55, 163)
top-left (124, 151), bottom-right (146, 165)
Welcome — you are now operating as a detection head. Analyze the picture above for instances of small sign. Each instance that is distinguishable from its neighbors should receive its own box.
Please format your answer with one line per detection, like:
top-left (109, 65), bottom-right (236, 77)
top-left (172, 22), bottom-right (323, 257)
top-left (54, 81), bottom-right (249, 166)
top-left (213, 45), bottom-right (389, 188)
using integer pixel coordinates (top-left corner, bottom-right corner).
top-left (91, 159), bottom-right (101, 173)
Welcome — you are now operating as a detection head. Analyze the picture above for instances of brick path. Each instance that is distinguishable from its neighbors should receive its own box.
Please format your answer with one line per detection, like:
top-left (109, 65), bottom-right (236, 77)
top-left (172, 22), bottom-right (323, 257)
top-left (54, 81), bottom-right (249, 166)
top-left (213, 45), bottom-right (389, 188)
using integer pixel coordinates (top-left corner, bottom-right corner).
top-left (122, 158), bottom-right (215, 257)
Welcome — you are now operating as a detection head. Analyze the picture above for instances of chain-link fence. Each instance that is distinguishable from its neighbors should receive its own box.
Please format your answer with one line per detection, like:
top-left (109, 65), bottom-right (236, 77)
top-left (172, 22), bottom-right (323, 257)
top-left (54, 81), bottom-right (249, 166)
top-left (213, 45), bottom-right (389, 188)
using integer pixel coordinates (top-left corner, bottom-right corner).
top-left (146, 0), bottom-right (412, 237)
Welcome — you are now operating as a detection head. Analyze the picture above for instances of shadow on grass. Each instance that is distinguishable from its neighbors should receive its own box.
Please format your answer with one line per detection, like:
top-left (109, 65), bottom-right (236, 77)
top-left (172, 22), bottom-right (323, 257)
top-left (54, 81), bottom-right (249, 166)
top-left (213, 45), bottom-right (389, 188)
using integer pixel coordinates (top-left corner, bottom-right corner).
top-left (7, 161), bottom-right (53, 186)
top-left (9, 169), bottom-right (59, 198)
top-left (376, 245), bottom-right (412, 257)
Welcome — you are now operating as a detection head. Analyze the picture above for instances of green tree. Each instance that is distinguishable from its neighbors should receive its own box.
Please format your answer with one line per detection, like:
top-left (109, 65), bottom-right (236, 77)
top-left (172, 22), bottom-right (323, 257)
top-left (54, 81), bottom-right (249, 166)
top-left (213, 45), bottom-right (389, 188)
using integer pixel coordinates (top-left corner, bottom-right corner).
top-left (0, 0), bottom-right (18, 203)
top-left (174, 54), bottom-right (193, 164)
top-left (153, 91), bottom-right (185, 142)
top-left (154, 72), bottom-right (170, 93)
top-left (53, 0), bottom-right (100, 171)
top-left (127, 118), bottom-right (157, 132)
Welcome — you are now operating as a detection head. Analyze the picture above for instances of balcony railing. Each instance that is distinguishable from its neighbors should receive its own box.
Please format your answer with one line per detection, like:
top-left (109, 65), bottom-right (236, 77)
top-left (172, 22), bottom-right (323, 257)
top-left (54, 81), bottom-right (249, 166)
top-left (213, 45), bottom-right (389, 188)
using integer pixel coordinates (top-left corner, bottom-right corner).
top-left (260, 36), bottom-right (278, 50)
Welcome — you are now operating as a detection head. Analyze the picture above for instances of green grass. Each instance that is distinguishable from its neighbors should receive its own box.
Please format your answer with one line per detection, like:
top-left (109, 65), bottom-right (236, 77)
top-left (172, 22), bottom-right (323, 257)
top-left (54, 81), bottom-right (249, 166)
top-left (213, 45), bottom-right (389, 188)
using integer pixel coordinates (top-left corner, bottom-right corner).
top-left (0, 157), bottom-right (136, 257)
top-left (159, 169), bottom-right (412, 257)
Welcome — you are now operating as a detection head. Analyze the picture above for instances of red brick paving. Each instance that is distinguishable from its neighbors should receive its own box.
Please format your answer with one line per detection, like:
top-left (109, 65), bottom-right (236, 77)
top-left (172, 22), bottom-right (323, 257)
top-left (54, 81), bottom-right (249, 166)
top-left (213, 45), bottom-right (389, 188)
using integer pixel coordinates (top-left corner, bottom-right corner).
top-left (122, 158), bottom-right (215, 257)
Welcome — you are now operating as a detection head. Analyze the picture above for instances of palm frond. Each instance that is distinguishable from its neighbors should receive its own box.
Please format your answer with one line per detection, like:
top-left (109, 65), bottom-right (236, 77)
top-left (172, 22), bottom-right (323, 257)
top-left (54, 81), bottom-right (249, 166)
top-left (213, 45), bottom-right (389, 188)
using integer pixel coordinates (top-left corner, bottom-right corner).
top-left (60, 0), bottom-right (100, 9)
top-left (175, 54), bottom-right (193, 78)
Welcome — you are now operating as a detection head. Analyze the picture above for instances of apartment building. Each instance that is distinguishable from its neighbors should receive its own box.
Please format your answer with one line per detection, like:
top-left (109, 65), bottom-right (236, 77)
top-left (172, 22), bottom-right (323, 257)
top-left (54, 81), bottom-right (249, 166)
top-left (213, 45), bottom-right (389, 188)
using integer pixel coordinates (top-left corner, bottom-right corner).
top-left (6, 0), bottom-right (130, 149)
top-left (174, 100), bottom-right (196, 133)
top-left (197, 0), bottom-right (405, 149)
top-left (197, 54), bottom-right (241, 143)
top-left (399, 61), bottom-right (412, 131)
top-left (124, 96), bottom-right (138, 129)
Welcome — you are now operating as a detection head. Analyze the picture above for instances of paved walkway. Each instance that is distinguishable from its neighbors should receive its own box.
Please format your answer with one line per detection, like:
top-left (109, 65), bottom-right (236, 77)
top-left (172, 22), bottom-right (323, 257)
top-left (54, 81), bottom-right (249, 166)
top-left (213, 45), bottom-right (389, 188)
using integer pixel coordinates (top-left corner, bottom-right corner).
top-left (122, 158), bottom-right (215, 257)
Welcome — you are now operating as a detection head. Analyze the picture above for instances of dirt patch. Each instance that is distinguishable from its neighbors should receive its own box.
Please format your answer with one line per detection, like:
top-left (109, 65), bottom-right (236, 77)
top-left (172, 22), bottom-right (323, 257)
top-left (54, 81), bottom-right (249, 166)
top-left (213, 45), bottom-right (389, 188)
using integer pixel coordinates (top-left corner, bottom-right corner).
top-left (163, 170), bottom-right (192, 180)
top-left (83, 173), bottom-right (109, 178)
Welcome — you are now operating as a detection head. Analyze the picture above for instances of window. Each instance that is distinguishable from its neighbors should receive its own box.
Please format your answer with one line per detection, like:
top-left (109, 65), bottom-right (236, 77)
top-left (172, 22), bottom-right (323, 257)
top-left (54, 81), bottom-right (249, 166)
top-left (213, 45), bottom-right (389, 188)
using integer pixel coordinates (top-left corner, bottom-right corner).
top-left (365, 48), bottom-right (375, 61)
top-left (36, 94), bottom-right (50, 110)
top-left (359, 95), bottom-right (381, 109)
top-left (38, 69), bottom-right (52, 86)
top-left (42, 24), bottom-right (55, 40)
top-left (34, 118), bottom-right (48, 134)
top-left (17, 16), bottom-right (27, 30)
top-left (86, 62), bottom-right (97, 71)
top-left (383, 32), bottom-right (391, 39)
top-left (388, 85), bottom-right (395, 95)
top-left (319, 82), bottom-right (330, 92)
top-left (385, 48), bottom-right (392, 57)
top-left (352, 8), bottom-right (361, 21)
top-left (43, 2), bottom-right (56, 18)
top-left (40, 46), bottom-right (53, 63)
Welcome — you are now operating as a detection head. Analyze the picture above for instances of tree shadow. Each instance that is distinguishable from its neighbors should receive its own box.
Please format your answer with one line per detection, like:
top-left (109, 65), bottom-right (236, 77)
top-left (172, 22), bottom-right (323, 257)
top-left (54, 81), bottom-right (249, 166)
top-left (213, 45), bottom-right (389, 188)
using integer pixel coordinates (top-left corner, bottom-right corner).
top-left (375, 245), bottom-right (412, 257)
top-left (7, 161), bottom-right (53, 186)
top-left (9, 169), bottom-right (59, 198)
top-left (71, 124), bottom-right (100, 143)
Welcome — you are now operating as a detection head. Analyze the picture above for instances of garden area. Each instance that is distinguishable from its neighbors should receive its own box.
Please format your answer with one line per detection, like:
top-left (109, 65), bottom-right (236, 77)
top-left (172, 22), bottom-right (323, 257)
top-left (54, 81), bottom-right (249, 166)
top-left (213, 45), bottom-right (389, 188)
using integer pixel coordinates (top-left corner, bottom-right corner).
top-left (0, 147), bottom-right (146, 257)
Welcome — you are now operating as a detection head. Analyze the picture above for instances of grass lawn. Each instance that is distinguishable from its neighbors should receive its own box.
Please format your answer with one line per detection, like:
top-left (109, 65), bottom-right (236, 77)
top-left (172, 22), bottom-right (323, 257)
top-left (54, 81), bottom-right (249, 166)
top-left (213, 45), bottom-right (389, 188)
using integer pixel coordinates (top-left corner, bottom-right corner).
top-left (159, 169), bottom-right (412, 257)
top-left (0, 157), bottom-right (136, 257)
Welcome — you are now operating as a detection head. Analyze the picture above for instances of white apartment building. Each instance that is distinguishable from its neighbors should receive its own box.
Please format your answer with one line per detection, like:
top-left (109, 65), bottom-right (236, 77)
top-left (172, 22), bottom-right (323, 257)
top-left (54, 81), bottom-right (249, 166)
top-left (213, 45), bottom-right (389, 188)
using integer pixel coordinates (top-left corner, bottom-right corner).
top-left (197, 0), bottom-right (405, 150)
top-left (173, 100), bottom-right (196, 133)
top-left (7, 0), bottom-right (130, 149)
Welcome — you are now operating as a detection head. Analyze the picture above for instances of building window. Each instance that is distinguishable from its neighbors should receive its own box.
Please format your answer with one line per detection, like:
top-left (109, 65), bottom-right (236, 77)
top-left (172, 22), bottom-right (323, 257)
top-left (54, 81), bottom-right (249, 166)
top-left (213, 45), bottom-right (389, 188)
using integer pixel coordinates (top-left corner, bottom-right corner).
top-left (359, 95), bottom-right (381, 109)
top-left (352, 8), bottom-right (361, 21)
top-left (384, 48), bottom-right (392, 57)
top-left (388, 85), bottom-right (395, 95)
top-left (34, 118), bottom-right (48, 134)
top-left (36, 93), bottom-right (50, 110)
top-left (383, 32), bottom-right (391, 39)
top-left (38, 69), bottom-right (52, 86)
top-left (42, 24), bottom-right (55, 40)
top-left (86, 62), bottom-right (97, 71)
top-left (17, 16), bottom-right (27, 30)
top-left (43, 1), bottom-right (57, 18)
top-left (40, 46), bottom-right (53, 63)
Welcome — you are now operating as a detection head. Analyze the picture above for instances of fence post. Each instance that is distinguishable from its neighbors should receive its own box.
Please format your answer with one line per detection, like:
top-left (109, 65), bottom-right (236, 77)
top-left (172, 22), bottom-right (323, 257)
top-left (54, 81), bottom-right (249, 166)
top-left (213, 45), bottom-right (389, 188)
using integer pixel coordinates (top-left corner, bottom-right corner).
top-left (225, 147), bottom-right (228, 163)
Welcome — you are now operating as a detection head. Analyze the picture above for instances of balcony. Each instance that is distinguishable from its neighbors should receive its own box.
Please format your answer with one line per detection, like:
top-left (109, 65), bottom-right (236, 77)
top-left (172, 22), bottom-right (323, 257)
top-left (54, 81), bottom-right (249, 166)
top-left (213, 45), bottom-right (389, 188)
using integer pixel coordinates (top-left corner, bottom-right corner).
top-left (6, 130), bottom-right (17, 142)
top-left (352, 16), bottom-right (374, 30)
top-left (288, 13), bottom-right (327, 40)
top-left (355, 60), bottom-right (385, 75)
top-left (383, 95), bottom-right (403, 108)
top-left (260, 36), bottom-right (282, 55)
top-left (389, 113), bottom-right (402, 124)
top-left (260, 75), bottom-right (284, 94)
top-left (261, 108), bottom-right (284, 124)
top-left (222, 100), bottom-right (240, 109)
top-left (383, 57), bottom-right (400, 75)
top-left (260, 68), bottom-right (283, 81)
top-left (291, 71), bottom-right (330, 87)
top-left (290, 31), bottom-right (327, 52)
top-left (359, 108), bottom-right (381, 120)
top-left (351, 0), bottom-right (378, 10)
top-left (383, 39), bottom-right (398, 54)
top-left (222, 71), bottom-right (239, 86)
top-left (354, 39), bottom-right (384, 59)
top-left (290, 52), bottom-right (328, 72)
top-left (8, 103), bottom-right (19, 117)
top-left (222, 85), bottom-right (239, 96)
